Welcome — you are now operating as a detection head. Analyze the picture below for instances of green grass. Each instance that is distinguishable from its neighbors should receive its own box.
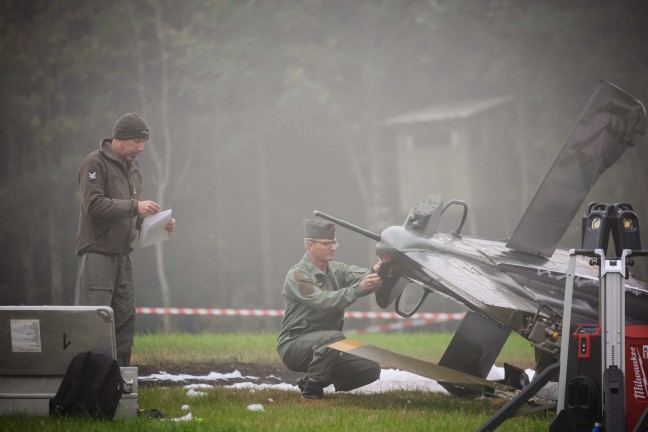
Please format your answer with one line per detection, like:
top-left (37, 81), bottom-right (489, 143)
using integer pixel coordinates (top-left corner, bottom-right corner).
top-left (132, 331), bottom-right (537, 369)
top-left (0, 332), bottom-right (552, 431)
top-left (1, 389), bottom-right (553, 432)
top-left (132, 332), bottom-right (283, 366)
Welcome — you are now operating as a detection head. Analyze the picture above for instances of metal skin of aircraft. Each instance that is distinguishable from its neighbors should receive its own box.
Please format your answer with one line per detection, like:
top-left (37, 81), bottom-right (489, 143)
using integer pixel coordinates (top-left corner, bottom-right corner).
top-left (315, 80), bottom-right (648, 397)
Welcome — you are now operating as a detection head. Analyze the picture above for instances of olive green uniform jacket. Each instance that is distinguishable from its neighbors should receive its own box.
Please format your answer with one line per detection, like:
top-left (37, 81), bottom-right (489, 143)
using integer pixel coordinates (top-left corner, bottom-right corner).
top-left (277, 253), bottom-right (372, 357)
top-left (74, 138), bottom-right (145, 367)
top-left (76, 138), bottom-right (144, 255)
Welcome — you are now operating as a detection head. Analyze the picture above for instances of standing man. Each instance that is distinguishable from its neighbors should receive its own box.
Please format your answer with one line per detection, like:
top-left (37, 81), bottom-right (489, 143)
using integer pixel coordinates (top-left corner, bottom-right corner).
top-left (277, 219), bottom-right (382, 399)
top-left (75, 112), bottom-right (175, 367)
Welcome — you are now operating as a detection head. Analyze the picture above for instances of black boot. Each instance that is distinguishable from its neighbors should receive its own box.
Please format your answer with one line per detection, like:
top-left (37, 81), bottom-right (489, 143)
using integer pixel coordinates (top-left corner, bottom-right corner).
top-left (296, 376), bottom-right (325, 399)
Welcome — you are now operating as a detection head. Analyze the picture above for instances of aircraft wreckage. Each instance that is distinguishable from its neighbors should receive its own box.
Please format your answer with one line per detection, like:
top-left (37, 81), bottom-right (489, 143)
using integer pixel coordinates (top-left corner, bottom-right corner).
top-left (314, 80), bottom-right (648, 400)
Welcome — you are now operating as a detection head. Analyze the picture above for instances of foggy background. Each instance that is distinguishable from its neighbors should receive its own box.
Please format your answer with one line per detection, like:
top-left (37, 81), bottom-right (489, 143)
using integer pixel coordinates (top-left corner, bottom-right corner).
top-left (1, 0), bottom-right (647, 333)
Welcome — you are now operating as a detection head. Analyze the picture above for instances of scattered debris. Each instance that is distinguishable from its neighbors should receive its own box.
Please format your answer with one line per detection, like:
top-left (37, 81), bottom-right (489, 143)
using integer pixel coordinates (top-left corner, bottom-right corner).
top-left (247, 404), bottom-right (264, 412)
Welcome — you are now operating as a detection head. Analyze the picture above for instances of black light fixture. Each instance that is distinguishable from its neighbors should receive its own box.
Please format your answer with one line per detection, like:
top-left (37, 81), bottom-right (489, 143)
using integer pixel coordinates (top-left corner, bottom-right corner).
top-left (610, 203), bottom-right (641, 257)
top-left (582, 203), bottom-right (611, 252)
top-left (581, 202), bottom-right (641, 258)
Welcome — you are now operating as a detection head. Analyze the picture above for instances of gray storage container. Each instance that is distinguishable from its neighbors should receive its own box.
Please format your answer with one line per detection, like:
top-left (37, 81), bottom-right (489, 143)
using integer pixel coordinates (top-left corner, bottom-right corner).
top-left (0, 306), bottom-right (137, 417)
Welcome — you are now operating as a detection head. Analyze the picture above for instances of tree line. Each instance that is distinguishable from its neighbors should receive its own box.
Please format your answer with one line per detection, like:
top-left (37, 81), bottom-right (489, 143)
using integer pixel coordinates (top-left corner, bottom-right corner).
top-left (1, 0), bottom-right (647, 332)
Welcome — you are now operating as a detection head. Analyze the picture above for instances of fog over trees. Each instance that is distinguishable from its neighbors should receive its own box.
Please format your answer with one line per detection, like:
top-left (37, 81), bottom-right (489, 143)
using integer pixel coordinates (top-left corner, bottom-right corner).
top-left (2, 0), bottom-right (647, 332)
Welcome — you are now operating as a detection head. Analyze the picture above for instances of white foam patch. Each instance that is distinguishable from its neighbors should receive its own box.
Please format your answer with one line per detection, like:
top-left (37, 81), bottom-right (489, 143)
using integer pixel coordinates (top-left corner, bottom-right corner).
top-left (228, 382), bottom-right (296, 391)
top-left (141, 365), bottom-right (558, 399)
top-left (230, 367), bottom-right (501, 395)
top-left (185, 383), bottom-right (215, 390)
top-left (184, 383), bottom-right (214, 397)
top-left (141, 370), bottom-right (251, 382)
top-left (348, 369), bottom-right (450, 394)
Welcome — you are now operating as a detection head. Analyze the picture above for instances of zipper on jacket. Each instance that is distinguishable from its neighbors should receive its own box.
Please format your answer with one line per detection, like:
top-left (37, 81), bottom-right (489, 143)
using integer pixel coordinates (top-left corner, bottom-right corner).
top-left (122, 167), bottom-right (136, 253)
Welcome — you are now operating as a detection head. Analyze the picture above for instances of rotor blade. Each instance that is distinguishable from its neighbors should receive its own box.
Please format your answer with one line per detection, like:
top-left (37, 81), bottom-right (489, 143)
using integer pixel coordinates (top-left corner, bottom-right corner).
top-left (329, 339), bottom-right (515, 393)
top-left (314, 211), bottom-right (381, 241)
top-left (506, 80), bottom-right (647, 257)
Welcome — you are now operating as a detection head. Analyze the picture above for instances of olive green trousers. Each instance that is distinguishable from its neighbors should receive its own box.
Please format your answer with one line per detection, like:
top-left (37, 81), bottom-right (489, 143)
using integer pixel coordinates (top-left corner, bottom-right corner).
top-left (280, 330), bottom-right (380, 391)
top-left (75, 252), bottom-right (135, 367)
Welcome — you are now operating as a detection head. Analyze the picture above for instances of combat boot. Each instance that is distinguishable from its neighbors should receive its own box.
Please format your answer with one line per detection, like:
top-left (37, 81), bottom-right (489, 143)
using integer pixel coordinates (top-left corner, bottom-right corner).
top-left (296, 376), bottom-right (325, 399)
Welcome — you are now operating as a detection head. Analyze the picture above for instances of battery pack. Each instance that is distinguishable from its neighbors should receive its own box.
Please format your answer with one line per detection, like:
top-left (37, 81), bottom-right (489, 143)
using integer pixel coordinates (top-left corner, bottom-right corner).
top-left (625, 325), bottom-right (648, 431)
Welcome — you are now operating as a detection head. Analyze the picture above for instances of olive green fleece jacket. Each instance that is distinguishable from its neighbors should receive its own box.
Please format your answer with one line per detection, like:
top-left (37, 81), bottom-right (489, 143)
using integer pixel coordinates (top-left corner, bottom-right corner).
top-left (277, 253), bottom-right (373, 356)
top-left (75, 138), bottom-right (144, 256)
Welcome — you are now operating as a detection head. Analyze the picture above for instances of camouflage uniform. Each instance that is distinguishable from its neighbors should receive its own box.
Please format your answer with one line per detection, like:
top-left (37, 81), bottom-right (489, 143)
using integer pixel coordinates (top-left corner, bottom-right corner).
top-left (277, 253), bottom-right (381, 392)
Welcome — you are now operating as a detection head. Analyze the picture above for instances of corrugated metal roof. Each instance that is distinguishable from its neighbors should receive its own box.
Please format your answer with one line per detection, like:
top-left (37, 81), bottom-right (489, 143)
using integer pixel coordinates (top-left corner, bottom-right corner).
top-left (385, 95), bottom-right (514, 126)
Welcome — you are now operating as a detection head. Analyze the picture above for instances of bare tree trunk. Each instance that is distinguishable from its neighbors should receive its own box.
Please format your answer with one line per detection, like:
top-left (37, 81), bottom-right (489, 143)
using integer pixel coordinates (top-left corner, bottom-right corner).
top-left (362, 74), bottom-right (388, 235)
top-left (126, 2), bottom-right (189, 333)
top-left (21, 246), bottom-right (38, 304)
top-left (153, 183), bottom-right (172, 333)
top-left (48, 207), bottom-right (64, 304)
top-left (46, 146), bottom-right (64, 304)
top-left (154, 242), bottom-right (171, 330)
top-left (258, 134), bottom-right (274, 323)
top-left (151, 25), bottom-right (173, 331)
top-left (359, 8), bottom-right (389, 318)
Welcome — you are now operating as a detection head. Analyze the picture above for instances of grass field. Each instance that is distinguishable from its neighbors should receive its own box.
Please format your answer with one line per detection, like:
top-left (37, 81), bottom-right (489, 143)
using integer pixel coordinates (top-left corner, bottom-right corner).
top-left (0, 332), bottom-right (555, 431)
top-left (131, 331), bottom-right (538, 369)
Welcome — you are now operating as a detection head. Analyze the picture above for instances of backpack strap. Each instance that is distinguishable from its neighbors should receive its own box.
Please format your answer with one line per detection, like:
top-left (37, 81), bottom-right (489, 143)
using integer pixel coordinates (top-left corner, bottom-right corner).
top-left (92, 353), bottom-right (123, 392)
top-left (87, 353), bottom-right (124, 419)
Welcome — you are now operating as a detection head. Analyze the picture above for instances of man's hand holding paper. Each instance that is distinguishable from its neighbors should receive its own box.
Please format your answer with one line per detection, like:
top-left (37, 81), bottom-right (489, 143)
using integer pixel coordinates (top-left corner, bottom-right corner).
top-left (165, 217), bottom-right (176, 233)
top-left (140, 209), bottom-right (175, 247)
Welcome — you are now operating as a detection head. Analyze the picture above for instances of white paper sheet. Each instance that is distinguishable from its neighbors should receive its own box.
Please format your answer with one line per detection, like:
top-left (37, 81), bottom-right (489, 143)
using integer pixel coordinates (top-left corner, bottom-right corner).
top-left (140, 209), bottom-right (173, 247)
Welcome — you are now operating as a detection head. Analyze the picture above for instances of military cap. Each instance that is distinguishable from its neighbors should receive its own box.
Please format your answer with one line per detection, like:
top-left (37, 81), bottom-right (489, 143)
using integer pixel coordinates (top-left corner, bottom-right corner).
top-left (113, 113), bottom-right (150, 140)
top-left (303, 219), bottom-right (336, 240)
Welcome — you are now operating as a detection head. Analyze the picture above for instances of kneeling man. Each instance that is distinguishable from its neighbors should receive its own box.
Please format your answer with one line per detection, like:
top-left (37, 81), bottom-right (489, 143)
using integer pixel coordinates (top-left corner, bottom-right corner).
top-left (277, 219), bottom-right (382, 399)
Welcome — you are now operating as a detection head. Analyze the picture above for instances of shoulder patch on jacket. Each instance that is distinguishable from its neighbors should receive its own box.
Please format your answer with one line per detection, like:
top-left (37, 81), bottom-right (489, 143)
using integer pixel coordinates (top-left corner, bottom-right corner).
top-left (87, 169), bottom-right (98, 183)
top-left (293, 270), bottom-right (315, 296)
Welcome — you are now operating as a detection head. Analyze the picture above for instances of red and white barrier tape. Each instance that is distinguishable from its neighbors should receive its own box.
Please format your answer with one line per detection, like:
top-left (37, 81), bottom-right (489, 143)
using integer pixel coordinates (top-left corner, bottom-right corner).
top-left (350, 315), bottom-right (462, 334)
top-left (137, 307), bottom-right (284, 317)
top-left (136, 307), bottom-right (465, 321)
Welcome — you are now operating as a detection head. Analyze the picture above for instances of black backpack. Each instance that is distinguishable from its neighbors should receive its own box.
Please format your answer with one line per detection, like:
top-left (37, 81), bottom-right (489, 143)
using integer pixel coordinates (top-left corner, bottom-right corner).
top-left (49, 351), bottom-right (125, 420)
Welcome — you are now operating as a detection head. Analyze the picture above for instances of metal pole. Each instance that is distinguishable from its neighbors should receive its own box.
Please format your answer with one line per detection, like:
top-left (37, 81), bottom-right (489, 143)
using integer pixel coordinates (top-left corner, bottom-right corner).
top-left (556, 250), bottom-right (578, 414)
top-left (598, 248), bottom-right (628, 432)
top-left (599, 249), bottom-right (628, 377)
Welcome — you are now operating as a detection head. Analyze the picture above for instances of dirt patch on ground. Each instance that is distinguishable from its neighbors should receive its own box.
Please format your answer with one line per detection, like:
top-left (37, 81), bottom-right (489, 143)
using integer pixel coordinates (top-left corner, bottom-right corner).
top-left (138, 362), bottom-right (302, 387)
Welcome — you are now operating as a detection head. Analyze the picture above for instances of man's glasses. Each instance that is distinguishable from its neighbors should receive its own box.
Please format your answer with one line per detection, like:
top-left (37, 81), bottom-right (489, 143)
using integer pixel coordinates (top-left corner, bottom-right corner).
top-left (308, 239), bottom-right (340, 248)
